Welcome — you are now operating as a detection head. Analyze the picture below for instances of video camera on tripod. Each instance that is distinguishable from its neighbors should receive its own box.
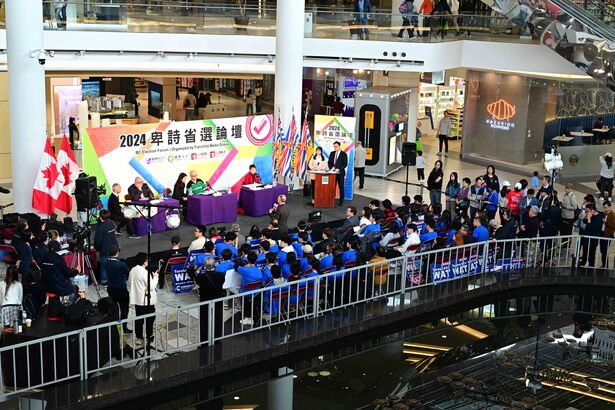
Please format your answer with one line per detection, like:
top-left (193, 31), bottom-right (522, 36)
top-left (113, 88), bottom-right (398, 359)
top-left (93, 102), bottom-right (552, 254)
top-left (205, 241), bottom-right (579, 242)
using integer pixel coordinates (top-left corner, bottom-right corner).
top-left (71, 225), bottom-right (91, 252)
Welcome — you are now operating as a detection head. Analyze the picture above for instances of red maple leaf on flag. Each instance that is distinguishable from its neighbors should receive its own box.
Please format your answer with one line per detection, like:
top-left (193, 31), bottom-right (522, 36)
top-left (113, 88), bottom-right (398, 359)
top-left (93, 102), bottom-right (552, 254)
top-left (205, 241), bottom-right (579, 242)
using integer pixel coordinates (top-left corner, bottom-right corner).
top-left (61, 164), bottom-right (72, 186)
top-left (42, 164), bottom-right (60, 189)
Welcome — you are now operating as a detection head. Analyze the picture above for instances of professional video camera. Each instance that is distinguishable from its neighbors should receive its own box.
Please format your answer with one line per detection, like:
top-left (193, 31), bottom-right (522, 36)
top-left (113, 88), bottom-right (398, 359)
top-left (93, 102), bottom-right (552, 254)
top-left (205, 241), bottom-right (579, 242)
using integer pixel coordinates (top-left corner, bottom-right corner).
top-left (72, 225), bottom-right (91, 252)
top-left (96, 184), bottom-right (107, 196)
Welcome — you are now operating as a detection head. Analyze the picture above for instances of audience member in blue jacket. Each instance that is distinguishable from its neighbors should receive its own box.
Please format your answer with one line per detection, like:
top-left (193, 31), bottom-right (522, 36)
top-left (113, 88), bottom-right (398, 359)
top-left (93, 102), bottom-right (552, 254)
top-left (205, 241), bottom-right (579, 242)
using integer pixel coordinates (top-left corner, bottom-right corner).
top-left (419, 220), bottom-right (438, 243)
top-left (215, 249), bottom-right (235, 274)
top-left (236, 252), bottom-right (263, 292)
top-left (472, 217), bottom-right (490, 242)
top-left (215, 232), bottom-right (238, 258)
top-left (484, 184), bottom-right (499, 221)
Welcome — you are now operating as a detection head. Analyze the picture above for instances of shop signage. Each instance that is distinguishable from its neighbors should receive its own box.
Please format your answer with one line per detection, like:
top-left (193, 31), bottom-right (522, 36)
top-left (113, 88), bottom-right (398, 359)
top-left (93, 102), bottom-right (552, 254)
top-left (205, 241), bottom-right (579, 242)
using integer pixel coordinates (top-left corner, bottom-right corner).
top-left (486, 99), bottom-right (517, 131)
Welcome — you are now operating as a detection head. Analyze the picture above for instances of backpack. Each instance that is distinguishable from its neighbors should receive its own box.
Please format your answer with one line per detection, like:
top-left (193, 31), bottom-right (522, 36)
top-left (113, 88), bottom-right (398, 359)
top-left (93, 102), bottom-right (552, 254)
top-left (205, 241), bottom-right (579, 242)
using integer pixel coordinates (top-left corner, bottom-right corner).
top-left (65, 298), bottom-right (94, 325)
top-left (23, 294), bottom-right (41, 320)
top-left (399, 1), bottom-right (408, 13)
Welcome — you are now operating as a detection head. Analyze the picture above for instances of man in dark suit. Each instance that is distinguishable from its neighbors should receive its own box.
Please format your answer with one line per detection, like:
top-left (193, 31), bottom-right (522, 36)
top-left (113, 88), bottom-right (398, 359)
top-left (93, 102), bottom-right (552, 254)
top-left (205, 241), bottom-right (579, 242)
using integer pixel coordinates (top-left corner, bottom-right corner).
top-left (336, 206), bottom-right (360, 241)
top-left (128, 177), bottom-right (153, 201)
top-left (269, 194), bottom-right (289, 233)
top-left (108, 183), bottom-right (138, 238)
top-left (327, 141), bottom-right (348, 206)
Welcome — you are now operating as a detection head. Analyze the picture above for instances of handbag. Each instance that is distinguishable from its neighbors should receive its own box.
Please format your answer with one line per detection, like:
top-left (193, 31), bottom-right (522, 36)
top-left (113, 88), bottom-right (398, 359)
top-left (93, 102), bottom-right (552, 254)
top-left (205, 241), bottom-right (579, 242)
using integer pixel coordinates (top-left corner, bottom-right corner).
top-left (399, 2), bottom-right (408, 13)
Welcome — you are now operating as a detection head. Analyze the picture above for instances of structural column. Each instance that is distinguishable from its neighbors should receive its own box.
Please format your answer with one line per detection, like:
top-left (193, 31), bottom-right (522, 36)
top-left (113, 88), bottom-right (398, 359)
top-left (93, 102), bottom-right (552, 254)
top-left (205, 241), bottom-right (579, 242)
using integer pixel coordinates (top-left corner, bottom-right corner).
top-left (267, 368), bottom-right (294, 410)
top-left (273, 0), bottom-right (305, 127)
top-left (6, 0), bottom-right (47, 213)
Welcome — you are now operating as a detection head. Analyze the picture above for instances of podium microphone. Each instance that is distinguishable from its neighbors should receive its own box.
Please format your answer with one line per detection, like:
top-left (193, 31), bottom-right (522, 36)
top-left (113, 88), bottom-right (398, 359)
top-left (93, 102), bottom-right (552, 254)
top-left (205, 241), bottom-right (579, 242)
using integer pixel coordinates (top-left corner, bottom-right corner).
top-left (206, 180), bottom-right (218, 194)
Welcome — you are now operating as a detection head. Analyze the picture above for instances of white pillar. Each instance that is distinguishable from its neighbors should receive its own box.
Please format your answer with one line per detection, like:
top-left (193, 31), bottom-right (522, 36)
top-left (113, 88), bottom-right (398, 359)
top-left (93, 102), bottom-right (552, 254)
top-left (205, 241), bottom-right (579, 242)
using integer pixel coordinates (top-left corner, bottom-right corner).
top-left (268, 368), bottom-right (294, 410)
top-left (6, 0), bottom-right (46, 213)
top-left (274, 0), bottom-right (305, 125)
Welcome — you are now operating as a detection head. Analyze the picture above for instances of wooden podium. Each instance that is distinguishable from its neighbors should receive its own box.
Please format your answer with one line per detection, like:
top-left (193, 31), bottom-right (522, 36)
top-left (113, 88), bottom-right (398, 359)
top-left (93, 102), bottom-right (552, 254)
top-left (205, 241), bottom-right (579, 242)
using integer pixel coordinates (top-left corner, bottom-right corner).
top-left (313, 171), bottom-right (338, 208)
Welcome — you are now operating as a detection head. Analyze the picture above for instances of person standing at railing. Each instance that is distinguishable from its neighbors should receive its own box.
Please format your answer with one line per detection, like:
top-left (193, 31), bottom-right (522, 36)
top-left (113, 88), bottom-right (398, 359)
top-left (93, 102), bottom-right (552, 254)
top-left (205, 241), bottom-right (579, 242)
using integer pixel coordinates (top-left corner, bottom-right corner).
top-left (419, 0), bottom-right (434, 37)
top-left (188, 257), bottom-right (225, 343)
top-left (444, 172), bottom-right (460, 216)
top-left (598, 153), bottom-right (614, 201)
top-left (484, 184), bottom-right (499, 221)
top-left (560, 183), bottom-right (578, 236)
top-left (455, 177), bottom-right (470, 218)
top-left (54, 0), bottom-right (67, 30)
top-left (128, 253), bottom-right (158, 346)
top-left (427, 160), bottom-right (444, 206)
top-left (432, 0), bottom-right (452, 39)
top-left (354, 0), bottom-right (372, 40)
top-left (600, 200), bottom-right (615, 268)
top-left (459, 0), bottom-right (474, 36)
top-left (580, 203), bottom-right (604, 267)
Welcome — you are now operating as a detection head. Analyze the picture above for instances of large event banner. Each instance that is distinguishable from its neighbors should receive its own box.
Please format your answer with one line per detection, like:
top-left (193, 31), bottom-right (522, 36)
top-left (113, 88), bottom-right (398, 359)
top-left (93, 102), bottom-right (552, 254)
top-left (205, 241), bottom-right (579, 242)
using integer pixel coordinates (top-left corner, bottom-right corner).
top-left (314, 115), bottom-right (356, 201)
top-left (83, 115), bottom-right (274, 199)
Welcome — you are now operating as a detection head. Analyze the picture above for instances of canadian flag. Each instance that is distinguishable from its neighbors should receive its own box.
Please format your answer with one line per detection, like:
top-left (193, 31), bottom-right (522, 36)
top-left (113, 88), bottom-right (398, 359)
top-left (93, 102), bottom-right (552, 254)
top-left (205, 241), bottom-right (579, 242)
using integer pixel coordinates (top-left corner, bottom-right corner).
top-left (32, 139), bottom-right (65, 216)
top-left (56, 135), bottom-right (80, 214)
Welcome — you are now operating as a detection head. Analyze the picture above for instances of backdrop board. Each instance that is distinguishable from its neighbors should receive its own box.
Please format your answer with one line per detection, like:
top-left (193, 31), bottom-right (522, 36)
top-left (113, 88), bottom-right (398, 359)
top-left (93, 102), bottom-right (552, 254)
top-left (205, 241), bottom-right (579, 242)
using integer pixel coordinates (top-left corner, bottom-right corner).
top-left (82, 115), bottom-right (274, 203)
top-left (314, 115), bottom-right (356, 201)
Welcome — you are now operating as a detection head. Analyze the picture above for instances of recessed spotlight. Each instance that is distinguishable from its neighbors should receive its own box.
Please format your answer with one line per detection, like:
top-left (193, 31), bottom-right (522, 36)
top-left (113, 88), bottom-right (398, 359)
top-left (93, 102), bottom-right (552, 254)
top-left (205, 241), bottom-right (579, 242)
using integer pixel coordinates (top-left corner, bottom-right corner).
top-left (307, 372), bottom-right (318, 377)
top-left (319, 370), bottom-right (331, 376)
top-left (325, 71), bottom-right (330, 76)
top-left (233, 396), bottom-right (240, 400)
top-left (316, 68), bottom-right (321, 73)
top-left (442, 335), bottom-right (447, 339)
top-left (353, 69), bottom-right (358, 74)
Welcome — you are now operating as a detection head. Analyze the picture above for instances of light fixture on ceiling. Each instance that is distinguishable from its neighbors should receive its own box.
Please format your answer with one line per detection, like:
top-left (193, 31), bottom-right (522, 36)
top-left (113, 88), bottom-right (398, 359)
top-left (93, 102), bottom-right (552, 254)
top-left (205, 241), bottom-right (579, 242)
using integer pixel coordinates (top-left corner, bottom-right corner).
top-left (325, 71), bottom-right (330, 76)
top-left (353, 69), bottom-right (358, 74)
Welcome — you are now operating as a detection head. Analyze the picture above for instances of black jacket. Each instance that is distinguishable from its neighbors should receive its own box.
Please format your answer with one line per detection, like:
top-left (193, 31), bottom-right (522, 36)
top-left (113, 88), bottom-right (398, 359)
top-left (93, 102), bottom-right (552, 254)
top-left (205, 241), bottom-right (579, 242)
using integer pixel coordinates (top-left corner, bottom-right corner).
top-left (41, 252), bottom-right (78, 296)
top-left (495, 218), bottom-right (517, 240)
top-left (12, 233), bottom-right (32, 276)
top-left (94, 220), bottom-right (118, 257)
top-left (328, 150), bottom-right (348, 175)
top-left (270, 204), bottom-right (290, 233)
top-left (427, 169), bottom-right (444, 191)
top-left (128, 183), bottom-right (153, 201)
top-left (190, 270), bottom-right (226, 301)
top-left (172, 181), bottom-right (185, 201)
top-left (337, 215), bottom-right (360, 241)
top-left (107, 193), bottom-right (122, 218)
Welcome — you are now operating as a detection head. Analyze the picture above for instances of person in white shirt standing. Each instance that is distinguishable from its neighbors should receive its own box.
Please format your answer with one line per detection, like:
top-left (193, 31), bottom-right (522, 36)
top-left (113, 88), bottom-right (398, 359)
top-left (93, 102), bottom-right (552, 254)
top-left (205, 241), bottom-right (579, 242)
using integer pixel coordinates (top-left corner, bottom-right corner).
top-left (415, 150), bottom-right (427, 182)
top-left (436, 111), bottom-right (452, 157)
top-left (354, 141), bottom-right (367, 191)
top-left (128, 253), bottom-right (159, 345)
top-left (0, 266), bottom-right (23, 327)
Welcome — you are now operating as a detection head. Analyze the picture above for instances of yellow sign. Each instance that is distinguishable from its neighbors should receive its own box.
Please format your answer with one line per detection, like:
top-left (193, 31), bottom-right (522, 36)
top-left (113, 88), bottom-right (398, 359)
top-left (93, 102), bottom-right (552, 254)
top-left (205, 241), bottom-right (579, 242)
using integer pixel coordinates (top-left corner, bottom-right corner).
top-left (364, 111), bottom-right (375, 129)
top-left (366, 147), bottom-right (373, 161)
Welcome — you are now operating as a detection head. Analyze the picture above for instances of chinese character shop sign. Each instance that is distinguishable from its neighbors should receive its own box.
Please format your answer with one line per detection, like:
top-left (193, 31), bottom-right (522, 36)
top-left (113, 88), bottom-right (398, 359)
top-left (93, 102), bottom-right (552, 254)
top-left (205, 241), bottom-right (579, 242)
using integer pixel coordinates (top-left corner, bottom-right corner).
top-left (485, 99), bottom-right (517, 131)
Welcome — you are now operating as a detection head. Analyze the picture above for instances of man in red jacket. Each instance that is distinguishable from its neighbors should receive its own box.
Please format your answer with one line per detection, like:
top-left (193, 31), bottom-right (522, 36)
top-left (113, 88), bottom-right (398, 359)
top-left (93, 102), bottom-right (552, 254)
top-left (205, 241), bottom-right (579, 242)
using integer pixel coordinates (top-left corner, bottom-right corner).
top-left (242, 164), bottom-right (262, 185)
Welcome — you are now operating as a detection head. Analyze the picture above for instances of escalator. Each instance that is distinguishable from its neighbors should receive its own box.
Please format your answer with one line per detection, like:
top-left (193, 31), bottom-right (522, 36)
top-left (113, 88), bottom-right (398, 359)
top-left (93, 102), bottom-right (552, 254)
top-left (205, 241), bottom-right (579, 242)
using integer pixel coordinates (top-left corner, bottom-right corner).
top-left (488, 0), bottom-right (615, 88)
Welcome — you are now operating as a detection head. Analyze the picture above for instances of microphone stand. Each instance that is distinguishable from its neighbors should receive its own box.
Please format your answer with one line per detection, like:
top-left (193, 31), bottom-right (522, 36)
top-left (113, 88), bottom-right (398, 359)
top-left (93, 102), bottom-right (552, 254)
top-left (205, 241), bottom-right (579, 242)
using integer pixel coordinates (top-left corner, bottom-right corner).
top-left (119, 199), bottom-right (182, 356)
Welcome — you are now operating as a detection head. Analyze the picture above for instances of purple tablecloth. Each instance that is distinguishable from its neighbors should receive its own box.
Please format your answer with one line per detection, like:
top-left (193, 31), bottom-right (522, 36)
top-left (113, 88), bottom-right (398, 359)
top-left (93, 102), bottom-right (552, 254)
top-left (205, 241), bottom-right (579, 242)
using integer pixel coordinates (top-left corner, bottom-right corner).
top-left (187, 193), bottom-right (238, 226)
top-left (133, 198), bottom-right (181, 237)
top-left (238, 184), bottom-right (289, 217)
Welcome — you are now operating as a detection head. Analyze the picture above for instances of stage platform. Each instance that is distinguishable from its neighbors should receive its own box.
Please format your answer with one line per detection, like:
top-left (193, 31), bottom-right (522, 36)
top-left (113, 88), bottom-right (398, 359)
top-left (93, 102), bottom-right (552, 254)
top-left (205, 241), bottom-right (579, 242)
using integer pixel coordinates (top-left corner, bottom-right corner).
top-left (116, 192), bottom-right (377, 256)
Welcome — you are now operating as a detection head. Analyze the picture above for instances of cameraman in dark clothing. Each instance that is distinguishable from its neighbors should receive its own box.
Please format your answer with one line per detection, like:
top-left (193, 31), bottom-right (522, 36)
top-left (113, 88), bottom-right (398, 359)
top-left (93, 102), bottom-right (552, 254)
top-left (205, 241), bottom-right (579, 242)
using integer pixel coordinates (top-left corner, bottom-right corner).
top-left (104, 245), bottom-right (131, 333)
top-left (94, 210), bottom-right (118, 285)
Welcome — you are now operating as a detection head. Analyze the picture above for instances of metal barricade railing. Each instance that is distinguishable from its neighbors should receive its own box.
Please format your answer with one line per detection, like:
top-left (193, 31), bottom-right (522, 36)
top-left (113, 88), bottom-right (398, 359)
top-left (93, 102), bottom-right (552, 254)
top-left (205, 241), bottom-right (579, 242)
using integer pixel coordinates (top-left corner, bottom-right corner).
top-left (2, 234), bottom-right (615, 399)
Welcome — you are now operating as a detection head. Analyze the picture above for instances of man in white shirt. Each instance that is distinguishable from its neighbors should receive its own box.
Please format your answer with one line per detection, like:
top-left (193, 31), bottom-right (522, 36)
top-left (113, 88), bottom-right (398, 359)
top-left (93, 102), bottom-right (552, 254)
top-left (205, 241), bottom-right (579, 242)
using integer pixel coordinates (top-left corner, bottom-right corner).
top-left (436, 111), bottom-right (452, 157)
top-left (396, 223), bottom-right (421, 253)
top-left (354, 141), bottom-right (367, 191)
top-left (188, 225), bottom-right (207, 253)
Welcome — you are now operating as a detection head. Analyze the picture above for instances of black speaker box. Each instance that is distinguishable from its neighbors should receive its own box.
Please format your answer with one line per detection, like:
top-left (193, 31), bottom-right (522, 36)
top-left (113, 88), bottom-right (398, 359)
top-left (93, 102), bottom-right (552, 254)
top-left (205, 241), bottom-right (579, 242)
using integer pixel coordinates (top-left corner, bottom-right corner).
top-left (402, 142), bottom-right (416, 166)
top-left (75, 176), bottom-right (99, 210)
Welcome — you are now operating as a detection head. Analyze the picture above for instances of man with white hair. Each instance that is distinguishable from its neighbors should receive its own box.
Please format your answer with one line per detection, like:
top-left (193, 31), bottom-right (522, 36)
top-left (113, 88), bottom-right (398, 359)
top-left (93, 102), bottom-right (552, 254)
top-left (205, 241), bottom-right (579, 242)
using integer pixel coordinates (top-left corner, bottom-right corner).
top-left (186, 170), bottom-right (204, 194)
top-left (519, 206), bottom-right (540, 238)
top-left (128, 177), bottom-right (153, 201)
top-left (107, 183), bottom-right (138, 238)
top-left (269, 194), bottom-right (289, 233)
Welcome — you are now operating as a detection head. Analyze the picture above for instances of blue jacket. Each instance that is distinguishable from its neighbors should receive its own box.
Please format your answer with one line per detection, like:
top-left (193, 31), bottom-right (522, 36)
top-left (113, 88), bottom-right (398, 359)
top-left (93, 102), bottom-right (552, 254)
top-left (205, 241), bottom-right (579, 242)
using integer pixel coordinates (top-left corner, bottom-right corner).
top-left (420, 231), bottom-right (437, 242)
top-left (354, 0), bottom-right (372, 16)
top-left (238, 266), bottom-right (263, 292)
top-left (215, 242), bottom-right (237, 258)
top-left (104, 258), bottom-right (130, 290)
top-left (216, 260), bottom-right (235, 274)
top-left (94, 220), bottom-right (118, 258)
top-left (472, 225), bottom-right (490, 242)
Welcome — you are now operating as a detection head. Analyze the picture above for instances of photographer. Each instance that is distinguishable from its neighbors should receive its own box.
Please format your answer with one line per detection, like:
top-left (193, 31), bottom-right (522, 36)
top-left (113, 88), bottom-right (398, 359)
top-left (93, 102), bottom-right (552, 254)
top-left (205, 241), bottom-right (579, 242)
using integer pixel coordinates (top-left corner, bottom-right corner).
top-left (94, 210), bottom-right (118, 286)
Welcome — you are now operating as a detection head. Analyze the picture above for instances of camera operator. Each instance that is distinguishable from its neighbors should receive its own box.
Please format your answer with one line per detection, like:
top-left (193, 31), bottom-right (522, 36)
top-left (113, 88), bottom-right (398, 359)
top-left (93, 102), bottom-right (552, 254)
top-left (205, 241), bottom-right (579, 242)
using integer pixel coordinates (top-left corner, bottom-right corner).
top-left (108, 183), bottom-right (139, 239)
top-left (94, 210), bottom-right (118, 286)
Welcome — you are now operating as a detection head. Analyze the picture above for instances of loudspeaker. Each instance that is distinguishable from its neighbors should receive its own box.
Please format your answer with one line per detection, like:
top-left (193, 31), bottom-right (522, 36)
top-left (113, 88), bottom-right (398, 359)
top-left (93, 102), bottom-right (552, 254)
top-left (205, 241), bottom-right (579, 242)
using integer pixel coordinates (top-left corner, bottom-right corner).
top-left (75, 176), bottom-right (99, 210)
top-left (402, 142), bottom-right (416, 166)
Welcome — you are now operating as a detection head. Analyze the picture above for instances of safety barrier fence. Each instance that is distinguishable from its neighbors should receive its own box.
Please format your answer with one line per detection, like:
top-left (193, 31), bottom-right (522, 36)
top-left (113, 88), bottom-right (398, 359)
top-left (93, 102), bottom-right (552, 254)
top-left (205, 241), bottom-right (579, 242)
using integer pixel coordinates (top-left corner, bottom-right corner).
top-left (1, 234), bottom-right (614, 399)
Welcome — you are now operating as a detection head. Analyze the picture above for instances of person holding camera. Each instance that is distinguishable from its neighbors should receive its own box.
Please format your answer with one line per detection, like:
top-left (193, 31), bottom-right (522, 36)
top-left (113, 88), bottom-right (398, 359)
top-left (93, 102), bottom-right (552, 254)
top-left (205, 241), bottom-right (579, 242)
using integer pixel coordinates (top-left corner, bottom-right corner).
top-left (128, 253), bottom-right (158, 345)
top-left (94, 210), bottom-right (118, 286)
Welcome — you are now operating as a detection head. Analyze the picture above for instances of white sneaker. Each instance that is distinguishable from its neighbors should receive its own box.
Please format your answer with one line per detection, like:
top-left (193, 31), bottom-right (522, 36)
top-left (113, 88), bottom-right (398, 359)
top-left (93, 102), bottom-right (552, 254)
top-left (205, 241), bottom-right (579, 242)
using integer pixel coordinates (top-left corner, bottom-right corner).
top-left (240, 317), bottom-right (254, 326)
top-left (436, 152), bottom-right (442, 156)
top-left (134, 338), bottom-right (144, 347)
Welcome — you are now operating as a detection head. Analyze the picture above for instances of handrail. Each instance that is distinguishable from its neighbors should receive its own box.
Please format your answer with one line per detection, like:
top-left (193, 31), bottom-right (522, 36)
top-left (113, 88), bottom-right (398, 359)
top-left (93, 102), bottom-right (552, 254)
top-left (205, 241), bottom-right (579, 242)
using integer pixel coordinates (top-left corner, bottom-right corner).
top-left (1, 234), bottom-right (614, 399)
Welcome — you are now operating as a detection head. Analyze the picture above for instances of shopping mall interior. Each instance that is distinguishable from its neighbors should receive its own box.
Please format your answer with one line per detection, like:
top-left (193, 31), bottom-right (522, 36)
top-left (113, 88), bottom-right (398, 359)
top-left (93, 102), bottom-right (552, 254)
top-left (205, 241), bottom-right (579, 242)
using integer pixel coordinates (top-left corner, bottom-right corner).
top-left (2, 1), bottom-right (615, 409)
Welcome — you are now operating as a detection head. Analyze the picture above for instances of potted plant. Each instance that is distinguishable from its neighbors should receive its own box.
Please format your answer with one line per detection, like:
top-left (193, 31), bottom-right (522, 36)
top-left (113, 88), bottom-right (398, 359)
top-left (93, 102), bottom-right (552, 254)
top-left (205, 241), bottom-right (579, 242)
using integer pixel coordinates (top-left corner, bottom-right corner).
top-left (234, 0), bottom-right (249, 30)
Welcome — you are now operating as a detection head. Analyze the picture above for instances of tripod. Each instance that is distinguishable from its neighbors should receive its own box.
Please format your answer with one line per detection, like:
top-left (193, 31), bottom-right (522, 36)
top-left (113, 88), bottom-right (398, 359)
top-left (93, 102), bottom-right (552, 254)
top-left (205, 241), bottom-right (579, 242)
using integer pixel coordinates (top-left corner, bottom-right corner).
top-left (70, 209), bottom-right (102, 300)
